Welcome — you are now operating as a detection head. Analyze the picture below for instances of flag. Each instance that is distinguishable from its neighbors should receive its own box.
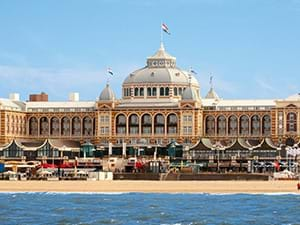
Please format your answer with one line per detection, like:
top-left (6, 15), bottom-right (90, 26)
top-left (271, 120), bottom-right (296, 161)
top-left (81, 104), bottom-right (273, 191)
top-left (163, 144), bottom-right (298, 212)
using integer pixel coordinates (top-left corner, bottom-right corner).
top-left (209, 76), bottom-right (213, 86)
top-left (190, 68), bottom-right (197, 75)
top-left (107, 68), bottom-right (113, 76)
top-left (162, 23), bottom-right (170, 35)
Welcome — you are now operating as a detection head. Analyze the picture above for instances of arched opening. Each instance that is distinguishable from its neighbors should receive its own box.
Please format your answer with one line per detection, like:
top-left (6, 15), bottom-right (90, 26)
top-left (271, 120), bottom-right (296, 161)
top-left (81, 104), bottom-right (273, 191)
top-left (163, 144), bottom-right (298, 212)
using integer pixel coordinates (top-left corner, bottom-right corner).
top-left (152, 87), bottom-right (157, 96)
top-left (134, 88), bottom-right (139, 96)
top-left (72, 117), bottom-right (81, 136)
top-left (129, 114), bottom-right (139, 134)
top-left (40, 117), bottom-right (49, 136)
top-left (217, 116), bottom-right (226, 136)
top-left (165, 87), bottom-right (169, 96)
top-left (154, 114), bottom-right (165, 134)
top-left (83, 117), bottom-right (93, 136)
top-left (240, 115), bottom-right (249, 135)
top-left (167, 114), bottom-right (177, 134)
top-left (228, 115), bottom-right (238, 136)
top-left (160, 87), bottom-right (165, 96)
top-left (251, 115), bottom-right (260, 136)
top-left (116, 114), bottom-right (126, 135)
top-left (147, 87), bottom-right (152, 96)
top-left (287, 112), bottom-right (297, 132)
top-left (50, 117), bottom-right (59, 136)
top-left (262, 115), bottom-right (271, 136)
top-left (139, 88), bottom-right (144, 96)
top-left (174, 87), bottom-right (178, 96)
top-left (61, 117), bottom-right (70, 136)
top-left (142, 114), bottom-right (152, 135)
top-left (205, 116), bottom-right (215, 136)
top-left (29, 117), bottom-right (38, 136)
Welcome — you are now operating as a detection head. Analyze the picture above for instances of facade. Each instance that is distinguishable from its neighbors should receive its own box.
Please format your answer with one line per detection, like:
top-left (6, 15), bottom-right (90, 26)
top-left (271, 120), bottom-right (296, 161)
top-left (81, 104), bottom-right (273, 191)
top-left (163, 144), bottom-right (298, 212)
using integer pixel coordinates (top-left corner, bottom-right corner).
top-left (0, 44), bottom-right (300, 168)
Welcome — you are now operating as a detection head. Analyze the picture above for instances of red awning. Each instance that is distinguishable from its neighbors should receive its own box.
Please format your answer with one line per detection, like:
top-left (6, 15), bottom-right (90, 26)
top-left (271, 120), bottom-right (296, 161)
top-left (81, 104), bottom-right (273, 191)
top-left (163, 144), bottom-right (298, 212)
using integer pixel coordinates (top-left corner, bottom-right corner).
top-left (41, 163), bottom-right (57, 168)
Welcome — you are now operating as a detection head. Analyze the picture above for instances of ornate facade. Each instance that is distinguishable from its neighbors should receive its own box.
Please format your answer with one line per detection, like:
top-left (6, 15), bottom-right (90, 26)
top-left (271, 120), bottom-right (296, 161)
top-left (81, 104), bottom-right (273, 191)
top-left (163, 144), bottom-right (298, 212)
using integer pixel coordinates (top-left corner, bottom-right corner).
top-left (0, 44), bottom-right (300, 164)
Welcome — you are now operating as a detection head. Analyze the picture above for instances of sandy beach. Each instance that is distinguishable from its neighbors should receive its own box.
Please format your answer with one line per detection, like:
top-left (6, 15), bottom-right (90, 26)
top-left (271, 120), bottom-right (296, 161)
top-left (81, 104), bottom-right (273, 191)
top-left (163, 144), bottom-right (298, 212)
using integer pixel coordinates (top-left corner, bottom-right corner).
top-left (0, 180), bottom-right (299, 193)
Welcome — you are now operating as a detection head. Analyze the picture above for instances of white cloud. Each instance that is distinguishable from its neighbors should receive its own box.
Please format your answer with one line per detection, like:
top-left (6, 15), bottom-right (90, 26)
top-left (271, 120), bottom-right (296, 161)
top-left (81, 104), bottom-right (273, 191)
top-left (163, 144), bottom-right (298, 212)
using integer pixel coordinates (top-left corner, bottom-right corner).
top-left (0, 64), bottom-right (137, 101)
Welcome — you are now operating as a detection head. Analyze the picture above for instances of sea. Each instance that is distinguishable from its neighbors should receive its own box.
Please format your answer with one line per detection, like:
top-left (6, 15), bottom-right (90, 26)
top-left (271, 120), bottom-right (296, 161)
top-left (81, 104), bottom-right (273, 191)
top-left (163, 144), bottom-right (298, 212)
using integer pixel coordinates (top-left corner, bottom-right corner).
top-left (0, 192), bottom-right (299, 225)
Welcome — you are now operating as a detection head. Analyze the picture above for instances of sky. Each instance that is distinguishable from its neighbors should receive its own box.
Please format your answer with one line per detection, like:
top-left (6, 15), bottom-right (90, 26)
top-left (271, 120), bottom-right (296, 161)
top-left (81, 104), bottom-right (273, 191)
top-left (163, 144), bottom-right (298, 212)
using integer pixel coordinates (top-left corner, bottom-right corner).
top-left (0, 0), bottom-right (300, 101)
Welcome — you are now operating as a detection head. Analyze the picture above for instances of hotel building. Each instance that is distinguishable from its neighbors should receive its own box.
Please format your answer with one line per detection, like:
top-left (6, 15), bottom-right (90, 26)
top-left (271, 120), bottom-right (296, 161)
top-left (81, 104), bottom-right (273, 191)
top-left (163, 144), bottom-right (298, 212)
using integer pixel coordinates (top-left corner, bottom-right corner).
top-left (0, 44), bottom-right (299, 170)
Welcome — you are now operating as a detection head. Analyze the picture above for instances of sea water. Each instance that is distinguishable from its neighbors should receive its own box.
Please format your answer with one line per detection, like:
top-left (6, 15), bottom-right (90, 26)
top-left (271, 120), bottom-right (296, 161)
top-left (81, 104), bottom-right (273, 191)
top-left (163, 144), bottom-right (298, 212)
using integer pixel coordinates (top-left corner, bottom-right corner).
top-left (0, 192), bottom-right (299, 225)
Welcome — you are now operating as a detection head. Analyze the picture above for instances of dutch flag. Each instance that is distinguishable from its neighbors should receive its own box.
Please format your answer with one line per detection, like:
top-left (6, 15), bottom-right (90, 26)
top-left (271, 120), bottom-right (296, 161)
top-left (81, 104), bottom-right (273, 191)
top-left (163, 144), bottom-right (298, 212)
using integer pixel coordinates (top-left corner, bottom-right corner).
top-left (107, 68), bottom-right (114, 76)
top-left (162, 23), bottom-right (170, 35)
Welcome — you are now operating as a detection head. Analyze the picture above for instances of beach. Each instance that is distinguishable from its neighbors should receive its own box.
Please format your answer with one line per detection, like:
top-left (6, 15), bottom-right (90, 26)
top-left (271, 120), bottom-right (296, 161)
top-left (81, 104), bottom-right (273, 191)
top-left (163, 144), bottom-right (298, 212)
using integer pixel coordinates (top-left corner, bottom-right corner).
top-left (0, 180), bottom-right (299, 193)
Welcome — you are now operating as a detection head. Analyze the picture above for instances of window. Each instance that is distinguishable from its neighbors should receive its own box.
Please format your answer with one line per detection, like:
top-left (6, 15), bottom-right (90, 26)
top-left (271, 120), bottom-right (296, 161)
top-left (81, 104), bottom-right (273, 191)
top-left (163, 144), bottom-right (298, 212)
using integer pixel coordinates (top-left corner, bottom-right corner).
top-left (287, 112), bottom-right (297, 132)
top-left (179, 88), bottom-right (183, 95)
top-left (160, 87), bottom-right (165, 96)
top-left (165, 87), bottom-right (169, 96)
top-left (139, 88), bottom-right (144, 96)
top-left (152, 87), bottom-right (157, 96)
top-left (134, 88), bottom-right (139, 96)
top-left (174, 87), bottom-right (178, 96)
top-left (147, 87), bottom-right (152, 96)
top-left (100, 127), bottom-right (109, 134)
top-left (183, 126), bottom-right (192, 135)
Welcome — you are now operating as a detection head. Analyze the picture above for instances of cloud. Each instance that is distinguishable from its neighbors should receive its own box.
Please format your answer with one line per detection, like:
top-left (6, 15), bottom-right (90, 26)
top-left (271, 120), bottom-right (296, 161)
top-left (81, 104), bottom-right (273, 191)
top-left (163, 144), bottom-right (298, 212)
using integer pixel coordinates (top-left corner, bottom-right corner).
top-left (0, 64), bottom-right (137, 101)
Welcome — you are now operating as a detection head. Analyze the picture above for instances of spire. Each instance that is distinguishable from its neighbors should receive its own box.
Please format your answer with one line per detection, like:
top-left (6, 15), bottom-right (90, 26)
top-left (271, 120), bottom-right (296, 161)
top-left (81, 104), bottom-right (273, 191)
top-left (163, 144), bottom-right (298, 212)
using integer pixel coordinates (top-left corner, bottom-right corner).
top-left (205, 75), bottom-right (220, 100)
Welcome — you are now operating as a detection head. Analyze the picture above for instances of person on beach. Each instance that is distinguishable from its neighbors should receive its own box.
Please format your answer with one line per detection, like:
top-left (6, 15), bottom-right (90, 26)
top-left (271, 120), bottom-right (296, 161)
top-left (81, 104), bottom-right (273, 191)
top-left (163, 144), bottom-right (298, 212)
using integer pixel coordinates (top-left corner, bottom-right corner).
top-left (297, 183), bottom-right (300, 190)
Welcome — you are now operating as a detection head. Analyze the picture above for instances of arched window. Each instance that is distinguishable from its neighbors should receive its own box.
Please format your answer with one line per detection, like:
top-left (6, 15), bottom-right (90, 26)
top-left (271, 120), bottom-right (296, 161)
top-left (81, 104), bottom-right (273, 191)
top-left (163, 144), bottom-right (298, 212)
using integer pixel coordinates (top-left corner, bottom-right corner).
top-left (179, 87), bottom-right (183, 95)
top-left (240, 115), bottom-right (249, 135)
top-left (217, 116), bottom-right (226, 136)
top-left (147, 87), bottom-right (152, 96)
top-left (139, 88), bottom-right (144, 96)
top-left (129, 114), bottom-right (139, 134)
top-left (251, 115), bottom-right (260, 136)
top-left (287, 112), bottom-right (297, 132)
top-left (174, 87), bottom-right (178, 96)
top-left (72, 117), bottom-right (81, 136)
top-left (228, 116), bottom-right (238, 136)
top-left (134, 88), bottom-right (139, 96)
top-left (165, 87), bottom-right (169, 96)
top-left (142, 114), bottom-right (152, 134)
top-left (262, 115), bottom-right (271, 136)
top-left (29, 117), bottom-right (38, 136)
top-left (61, 117), bottom-right (70, 136)
top-left (116, 114), bottom-right (126, 134)
top-left (50, 117), bottom-right (60, 136)
top-left (154, 114), bottom-right (165, 134)
top-left (160, 87), bottom-right (165, 96)
top-left (167, 114), bottom-right (177, 134)
top-left (83, 117), bottom-right (93, 136)
top-left (40, 117), bottom-right (49, 136)
top-left (152, 87), bottom-right (157, 96)
top-left (205, 116), bottom-right (215, 136)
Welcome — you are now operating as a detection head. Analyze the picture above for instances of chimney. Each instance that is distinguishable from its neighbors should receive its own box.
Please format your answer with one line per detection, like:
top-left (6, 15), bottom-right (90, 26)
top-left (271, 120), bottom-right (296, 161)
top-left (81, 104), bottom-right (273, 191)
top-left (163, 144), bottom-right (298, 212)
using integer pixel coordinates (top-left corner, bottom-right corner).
top-left (29, 92), bottom-right (48, 102)
top-left (9, 93), bottom-right (20, 101)
top-left (69, 92), bottom-right (79, 101)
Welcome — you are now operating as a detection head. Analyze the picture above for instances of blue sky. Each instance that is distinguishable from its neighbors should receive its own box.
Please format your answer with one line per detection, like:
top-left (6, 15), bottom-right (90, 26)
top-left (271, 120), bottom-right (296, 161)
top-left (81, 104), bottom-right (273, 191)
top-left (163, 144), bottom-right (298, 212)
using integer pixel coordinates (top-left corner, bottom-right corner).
top-left (0, 0), bottom-right (300, 101)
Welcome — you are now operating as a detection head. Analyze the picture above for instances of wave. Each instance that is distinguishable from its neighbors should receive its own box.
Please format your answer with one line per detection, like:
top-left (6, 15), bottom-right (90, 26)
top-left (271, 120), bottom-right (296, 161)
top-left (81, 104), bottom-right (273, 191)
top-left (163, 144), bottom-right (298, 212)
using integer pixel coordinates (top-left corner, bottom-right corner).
top-left (0, 191), bottom-right (300, 196)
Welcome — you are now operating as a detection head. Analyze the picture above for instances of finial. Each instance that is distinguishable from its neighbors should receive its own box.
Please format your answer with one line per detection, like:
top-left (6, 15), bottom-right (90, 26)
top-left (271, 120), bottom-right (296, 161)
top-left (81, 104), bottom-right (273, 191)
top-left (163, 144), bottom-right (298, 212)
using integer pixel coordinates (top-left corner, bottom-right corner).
top-left (209, 75), bottom-right (213, 89)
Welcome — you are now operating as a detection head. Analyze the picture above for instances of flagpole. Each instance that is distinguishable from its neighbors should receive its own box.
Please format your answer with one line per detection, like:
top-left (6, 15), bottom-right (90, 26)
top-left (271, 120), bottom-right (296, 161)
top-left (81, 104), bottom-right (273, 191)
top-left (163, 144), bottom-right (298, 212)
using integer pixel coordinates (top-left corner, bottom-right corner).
top-left (160, 22), bottom-right (163, 45)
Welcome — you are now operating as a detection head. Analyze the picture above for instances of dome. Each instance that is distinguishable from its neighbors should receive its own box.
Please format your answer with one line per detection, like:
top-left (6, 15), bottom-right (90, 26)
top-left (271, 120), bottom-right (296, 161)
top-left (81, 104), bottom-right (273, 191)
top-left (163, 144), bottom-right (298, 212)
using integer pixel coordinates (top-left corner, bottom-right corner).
top-left (99, 84), bottom-right (115, 101)
top-left (123, 67), bottom-right (199, 85)
top-left (182, 86), bottom-right (199, 101)
top-left (123, 43), bottom-right (199, 87)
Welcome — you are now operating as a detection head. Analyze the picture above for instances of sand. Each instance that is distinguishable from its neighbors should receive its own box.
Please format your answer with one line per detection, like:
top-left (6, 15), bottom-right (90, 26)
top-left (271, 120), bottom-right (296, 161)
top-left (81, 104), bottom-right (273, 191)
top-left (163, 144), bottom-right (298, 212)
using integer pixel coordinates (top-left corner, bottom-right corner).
top-left (0, 180), bottom-right (299, 193)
